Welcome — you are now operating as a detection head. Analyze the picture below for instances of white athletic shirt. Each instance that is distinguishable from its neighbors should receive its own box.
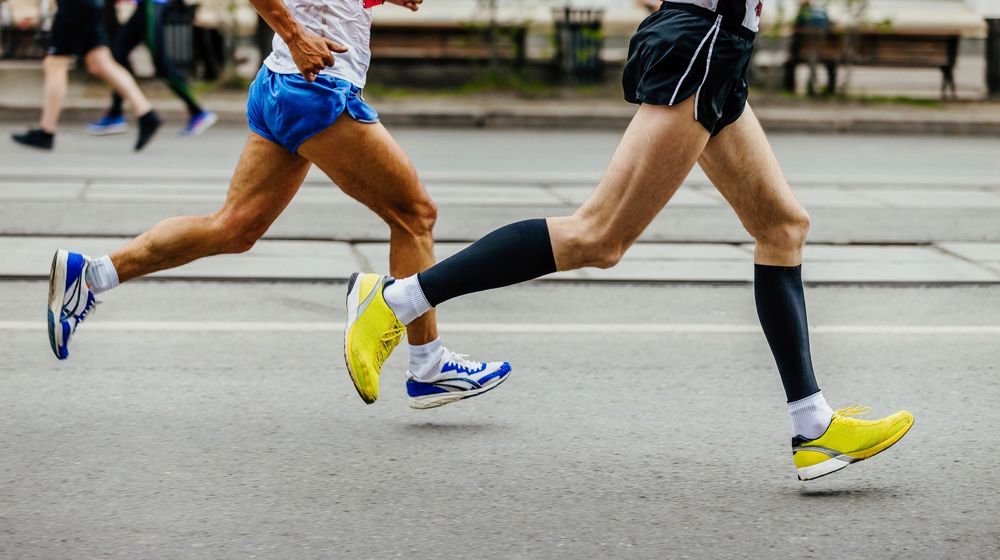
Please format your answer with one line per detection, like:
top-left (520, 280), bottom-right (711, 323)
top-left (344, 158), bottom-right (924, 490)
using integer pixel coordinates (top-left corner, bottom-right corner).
top-left (263, 0), bottom-right (372, 88)
top-left (669, 0), bottom-right (762, 33)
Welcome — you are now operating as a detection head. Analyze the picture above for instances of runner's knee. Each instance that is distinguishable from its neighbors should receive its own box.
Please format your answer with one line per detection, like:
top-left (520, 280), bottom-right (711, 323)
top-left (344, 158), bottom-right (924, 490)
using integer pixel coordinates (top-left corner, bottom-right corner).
top-left (560, 216), bottom-right (626, 269)
top-left (386, 194), bottom-right (437, 239)
top-left (43, 55), bottom-right (70, 71)
top-left (751, 207), bottom-right (810, 252)
top-left (83, 53), bottom-right (110, 77)
top-left (215, 210), bottom-right (270, 254)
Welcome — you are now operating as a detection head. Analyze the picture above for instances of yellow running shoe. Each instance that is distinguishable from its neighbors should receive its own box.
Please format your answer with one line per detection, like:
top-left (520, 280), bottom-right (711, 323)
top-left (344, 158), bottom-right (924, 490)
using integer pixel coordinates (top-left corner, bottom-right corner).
top-left (344, 273), bottom-right (406, 404)
top-left (793, 406), bottom-right (914, 481)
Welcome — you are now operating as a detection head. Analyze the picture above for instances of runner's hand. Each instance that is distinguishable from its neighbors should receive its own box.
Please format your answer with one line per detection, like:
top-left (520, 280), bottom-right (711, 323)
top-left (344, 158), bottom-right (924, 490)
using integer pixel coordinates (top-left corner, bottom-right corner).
top-left (387, 0), bottom-right (422, 12)
top-left (288, 31), bottom-right (348, 82)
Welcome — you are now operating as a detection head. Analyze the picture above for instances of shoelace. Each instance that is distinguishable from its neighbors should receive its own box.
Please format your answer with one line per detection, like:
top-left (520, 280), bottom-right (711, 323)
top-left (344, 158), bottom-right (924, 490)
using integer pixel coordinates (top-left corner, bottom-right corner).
top-left (443, 350), bottom-right (484, 372)
top-left (835, 405), bottom-right (871, 417)
top-left (375, 324), bottom-right (406, 362)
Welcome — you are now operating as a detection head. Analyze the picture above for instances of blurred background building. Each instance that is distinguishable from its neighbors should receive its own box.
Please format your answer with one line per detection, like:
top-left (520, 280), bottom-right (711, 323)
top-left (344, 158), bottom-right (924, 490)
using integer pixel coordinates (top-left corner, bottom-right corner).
top-left (1, 0), bottom-right (998, 101)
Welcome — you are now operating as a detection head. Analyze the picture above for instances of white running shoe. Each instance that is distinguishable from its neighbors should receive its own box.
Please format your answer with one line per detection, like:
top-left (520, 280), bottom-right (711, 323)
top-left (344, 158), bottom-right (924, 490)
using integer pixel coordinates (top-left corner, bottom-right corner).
top-left (47, 250), bottom-right (98, 360)
top-left (406, 348), bottom-right (511, 409)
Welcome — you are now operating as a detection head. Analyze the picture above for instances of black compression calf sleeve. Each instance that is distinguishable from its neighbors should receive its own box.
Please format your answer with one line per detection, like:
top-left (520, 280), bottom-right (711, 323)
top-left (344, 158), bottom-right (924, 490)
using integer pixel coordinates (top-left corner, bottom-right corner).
top-left (417, 219), bottom-right (557, 307)
top-left (754, 264), bottom-right (821, 402)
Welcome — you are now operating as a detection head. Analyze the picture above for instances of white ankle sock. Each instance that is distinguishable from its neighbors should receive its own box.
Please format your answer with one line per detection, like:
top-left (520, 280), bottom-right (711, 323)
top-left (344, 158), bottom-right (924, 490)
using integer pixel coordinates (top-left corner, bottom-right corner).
top-left (788, 391), bottom-right (834, 439)
top-left (383, 275), bottom-right (432, 325)
top-left (408, 338), bottom-right (444, 379)
top-left (84, 255), bottom-right (119, 295)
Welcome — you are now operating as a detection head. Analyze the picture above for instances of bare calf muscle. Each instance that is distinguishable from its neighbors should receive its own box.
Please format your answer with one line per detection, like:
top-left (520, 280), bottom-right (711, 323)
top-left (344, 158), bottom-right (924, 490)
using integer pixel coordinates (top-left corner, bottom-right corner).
top-left (111, 134), bottom-right (310, 283)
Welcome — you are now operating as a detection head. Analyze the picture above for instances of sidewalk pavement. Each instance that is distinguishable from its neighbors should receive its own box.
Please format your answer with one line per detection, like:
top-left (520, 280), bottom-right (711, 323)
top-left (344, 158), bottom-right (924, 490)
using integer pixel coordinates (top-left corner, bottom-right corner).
top-left (4, 180), bottom-right (1000, 284)
top-left (3, 235), bottom-right (999, 284)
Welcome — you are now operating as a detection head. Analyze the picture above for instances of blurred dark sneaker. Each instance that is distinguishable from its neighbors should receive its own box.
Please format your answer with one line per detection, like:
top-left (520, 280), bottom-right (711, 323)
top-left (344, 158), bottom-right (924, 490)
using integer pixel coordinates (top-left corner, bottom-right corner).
top-left (135, 110), bottom-right (162, 152)
top-left (12, 128), bottom-right (54, 150)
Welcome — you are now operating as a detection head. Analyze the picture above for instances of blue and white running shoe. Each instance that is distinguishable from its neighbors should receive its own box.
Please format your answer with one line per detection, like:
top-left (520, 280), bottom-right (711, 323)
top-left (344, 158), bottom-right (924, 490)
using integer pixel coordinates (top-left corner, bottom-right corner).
top-left (47, 250), bottom-right (97, 360)
top-left (406, 348), bottom-right (511, 409)
top-left (87, 114), bottom-right (127, 136)
top-left (180, 110), bottom-right (218, 138)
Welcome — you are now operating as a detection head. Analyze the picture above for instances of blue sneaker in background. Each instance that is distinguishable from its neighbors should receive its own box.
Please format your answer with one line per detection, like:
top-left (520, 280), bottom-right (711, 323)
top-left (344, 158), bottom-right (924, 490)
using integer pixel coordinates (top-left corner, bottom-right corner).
top-left (180, 110), bottom-right (218, 138)
top-left (87, 114), bottom-right (127, 136)
top-left (47, 250), bottom-right (97, 360)
top-left (406, 348), bottom-right (511, 409)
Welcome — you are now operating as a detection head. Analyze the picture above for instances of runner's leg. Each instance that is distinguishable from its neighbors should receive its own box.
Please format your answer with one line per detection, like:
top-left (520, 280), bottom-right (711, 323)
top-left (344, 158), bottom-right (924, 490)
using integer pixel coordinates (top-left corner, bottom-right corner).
top-left (109, 134), bottom-right (311, 282)
top-left (698, 105), bottom-right (830, 436)
top-left (106, 5), bottom-right (145, 118)
top-left (700, 105), bottom-right (914, 477)
top-left (388, 98), bottom-right (710, 316)
top-left (148, 2), bottom-right (204, 117)
top-left (297, 116), bottom-right (439, 345)
top-left (698, 105), bottom-right (809, 267)
top-left (39, 55), bottom-right (73, 132)
top-left (83, 46), bottom-right (152, 117)
top-left (549, 100), bottom-right (710, 271)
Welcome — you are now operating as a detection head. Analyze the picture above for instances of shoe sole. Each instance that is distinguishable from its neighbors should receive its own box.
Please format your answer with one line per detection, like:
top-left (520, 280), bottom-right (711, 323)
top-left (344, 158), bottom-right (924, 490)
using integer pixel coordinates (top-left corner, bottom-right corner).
top-left (344, 273), bottom-right (376, 404)
top-left (180, 113), bottom-right (218, 139)
top-left (47, 250), bottom-right (68, 360)
top-left (12, 137), bottom-right (53, 150)
top-left (408, 369), bottom-right (512, 410)
top-left (87, 125), bottom-right (127, 136)
top-left (797, 417), bottom-right (915, 481)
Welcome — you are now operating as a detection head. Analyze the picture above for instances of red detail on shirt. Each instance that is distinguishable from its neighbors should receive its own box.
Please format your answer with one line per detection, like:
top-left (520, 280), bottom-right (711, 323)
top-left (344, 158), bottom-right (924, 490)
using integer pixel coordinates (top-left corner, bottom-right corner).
top-left (755, 1), bottom-right (762, 17)
top-left (363, 0), bottom-right (384, 8)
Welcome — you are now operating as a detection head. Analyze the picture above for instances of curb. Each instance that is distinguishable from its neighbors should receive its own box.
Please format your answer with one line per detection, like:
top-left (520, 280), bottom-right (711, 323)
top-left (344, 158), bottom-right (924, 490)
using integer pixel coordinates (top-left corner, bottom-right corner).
top-left (3, 103), bottom-right (1000, 136)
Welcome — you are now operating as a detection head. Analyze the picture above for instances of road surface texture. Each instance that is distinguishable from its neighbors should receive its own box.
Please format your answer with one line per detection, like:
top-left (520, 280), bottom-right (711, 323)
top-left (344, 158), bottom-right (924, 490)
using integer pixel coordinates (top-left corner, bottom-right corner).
top-left (1, 124), bottom-right (998, 559)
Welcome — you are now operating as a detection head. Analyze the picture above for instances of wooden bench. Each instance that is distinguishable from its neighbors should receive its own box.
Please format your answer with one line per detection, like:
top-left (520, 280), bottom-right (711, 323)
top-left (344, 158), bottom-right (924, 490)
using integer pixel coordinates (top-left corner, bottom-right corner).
top-left (784, 29), bottom-right (961, 99)
top-left (0, 25), bottom-right (47, 59)
top-left (370, 22), bottom-right (526, 68)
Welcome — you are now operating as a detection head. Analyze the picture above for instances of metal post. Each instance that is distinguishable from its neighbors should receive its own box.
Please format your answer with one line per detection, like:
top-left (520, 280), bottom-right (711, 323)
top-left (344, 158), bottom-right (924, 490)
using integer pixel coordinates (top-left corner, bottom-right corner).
top-left (987, 18), bottom-right (1000, 97)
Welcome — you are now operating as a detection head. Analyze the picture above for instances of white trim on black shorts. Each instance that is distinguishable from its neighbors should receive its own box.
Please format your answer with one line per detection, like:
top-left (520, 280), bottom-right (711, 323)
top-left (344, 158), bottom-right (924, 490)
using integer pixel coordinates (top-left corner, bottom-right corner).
top-left (668, 15), bottom-right (722, 106)
top-left (693, 15), bottom-right (723, 121)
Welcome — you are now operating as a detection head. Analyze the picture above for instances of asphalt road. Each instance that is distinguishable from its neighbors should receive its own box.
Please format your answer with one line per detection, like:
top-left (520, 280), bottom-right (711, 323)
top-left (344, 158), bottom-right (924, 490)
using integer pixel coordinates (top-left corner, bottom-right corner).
top-left (2, 124), bottom-right (999, 558)
top-left (1, 281), bottom-right (999, 559)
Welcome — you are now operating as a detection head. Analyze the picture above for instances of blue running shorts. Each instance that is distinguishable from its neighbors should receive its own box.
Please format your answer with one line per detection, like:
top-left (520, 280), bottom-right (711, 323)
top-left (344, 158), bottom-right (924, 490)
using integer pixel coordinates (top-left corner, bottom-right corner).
top-left (246, 65), bottom-right (379, 154)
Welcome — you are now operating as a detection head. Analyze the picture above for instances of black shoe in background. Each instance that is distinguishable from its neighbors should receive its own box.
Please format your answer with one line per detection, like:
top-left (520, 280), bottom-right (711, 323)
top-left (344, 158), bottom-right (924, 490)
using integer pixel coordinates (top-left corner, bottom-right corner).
top-left (135, 111), bottom-right (162, 152)
top-left (12, 129), bottom-right (54, 150)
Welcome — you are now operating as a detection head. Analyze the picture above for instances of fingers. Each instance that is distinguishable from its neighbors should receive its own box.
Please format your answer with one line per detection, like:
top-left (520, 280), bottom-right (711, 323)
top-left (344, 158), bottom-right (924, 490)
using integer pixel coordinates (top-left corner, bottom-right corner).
top-left (296, 35), bottom-right (349, 79)
top-left (326, 39), bottom-right (349, 54)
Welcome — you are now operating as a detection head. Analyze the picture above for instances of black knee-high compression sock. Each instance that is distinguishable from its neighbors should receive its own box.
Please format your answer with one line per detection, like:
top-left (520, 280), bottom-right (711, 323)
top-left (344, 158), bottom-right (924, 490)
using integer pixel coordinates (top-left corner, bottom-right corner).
top-left (754, 264), bottom-right (821, 402)
top-left (417, 219), bottom-right (557, 307)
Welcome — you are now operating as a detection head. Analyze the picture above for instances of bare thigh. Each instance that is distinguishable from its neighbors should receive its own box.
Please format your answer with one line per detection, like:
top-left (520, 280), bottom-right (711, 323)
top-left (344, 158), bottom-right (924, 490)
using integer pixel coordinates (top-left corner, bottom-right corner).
top-left (698, 105), bottom-right (808, 265)
top-left (297, 116), bottom-right (432, 230)
top-left (550, 98), bottom-right (711, 269)
top-left (218, 133), bottom-right (312, 231)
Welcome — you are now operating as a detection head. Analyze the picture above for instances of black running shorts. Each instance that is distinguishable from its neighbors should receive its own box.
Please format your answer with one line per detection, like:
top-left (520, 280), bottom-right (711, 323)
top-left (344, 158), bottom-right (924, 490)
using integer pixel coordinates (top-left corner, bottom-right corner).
top-left (47, 0), bottom-right (108, 57)
top-left (623, 2), bottom-right (755, 135)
